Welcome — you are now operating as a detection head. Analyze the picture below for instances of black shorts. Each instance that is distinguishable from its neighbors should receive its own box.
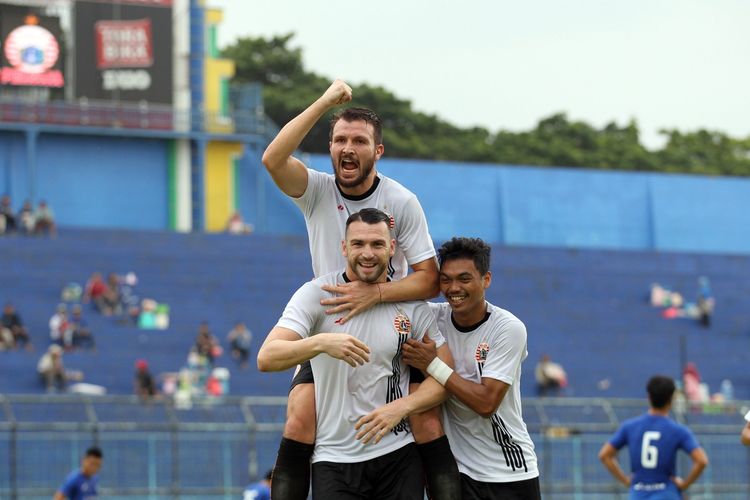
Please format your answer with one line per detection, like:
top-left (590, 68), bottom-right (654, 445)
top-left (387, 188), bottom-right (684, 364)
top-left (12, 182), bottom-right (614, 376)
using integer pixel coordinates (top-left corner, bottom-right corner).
top-left (312, 443), bottom-right (424, 499)
top-left (460, 473), bottom-right (541, 500)
top-left (289, 360), bottom-right (314, 392)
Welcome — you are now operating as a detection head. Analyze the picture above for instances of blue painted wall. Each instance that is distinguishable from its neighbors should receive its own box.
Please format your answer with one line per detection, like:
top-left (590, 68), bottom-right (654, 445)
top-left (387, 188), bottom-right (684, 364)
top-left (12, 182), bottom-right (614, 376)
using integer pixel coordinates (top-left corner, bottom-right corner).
top-left (0, 132), bottom-right (26, 198)
top-left (248, 154), bottom-right (750, 255)
top-left (3, 132), bottom-right (748, 254)
top-left (0, 133), bottom-right (169, 229)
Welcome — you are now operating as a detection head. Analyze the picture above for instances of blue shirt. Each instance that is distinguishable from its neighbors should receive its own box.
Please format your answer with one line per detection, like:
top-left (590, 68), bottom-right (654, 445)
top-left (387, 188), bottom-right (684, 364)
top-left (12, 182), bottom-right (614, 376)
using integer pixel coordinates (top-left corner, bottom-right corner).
top-left (58, 470), bottom-right (98, 499)
top-left (243, 481), bottom-right (271, 500)
top-left (609, 413), bottom-right (699, 499)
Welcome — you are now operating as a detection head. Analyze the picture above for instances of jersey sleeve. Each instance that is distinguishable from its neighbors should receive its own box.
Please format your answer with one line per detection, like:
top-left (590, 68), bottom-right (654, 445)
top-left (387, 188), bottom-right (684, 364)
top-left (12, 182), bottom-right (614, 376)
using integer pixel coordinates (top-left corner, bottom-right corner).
top-left (745, 410), bottom-right (750, 422)
top-left (58, 472), bottom-right (77, 497)
top-left (410, 302), bottom-right (445, 348)
top-left (290, 167), bottom-right (326, 217)
top-left (275, 281), bottom-right (322, 339)
top-left (608, 423), bottom-right (629, 450)
top-left (479, 319), bottom-right (527, 385)
top-left (394, 195), bottom-right (436, 266)
top-left (679, 425), bottom-right (700, 454)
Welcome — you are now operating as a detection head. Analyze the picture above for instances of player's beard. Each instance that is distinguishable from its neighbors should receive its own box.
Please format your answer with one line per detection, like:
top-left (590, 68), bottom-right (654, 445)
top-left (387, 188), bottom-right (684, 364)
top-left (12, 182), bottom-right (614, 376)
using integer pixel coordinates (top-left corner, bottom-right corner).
top-left (350, 258), bottom-right (387, 284)
top-left (332, 154), bottom-right (375, 189)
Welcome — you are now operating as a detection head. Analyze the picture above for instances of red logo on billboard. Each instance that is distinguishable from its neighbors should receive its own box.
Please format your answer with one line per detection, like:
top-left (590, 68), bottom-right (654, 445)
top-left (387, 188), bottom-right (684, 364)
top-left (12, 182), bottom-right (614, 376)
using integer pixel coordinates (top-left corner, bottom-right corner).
top-left (0, 16), bottom-right (63, 87)
top-left (95, 19), bottom-right (153, 69)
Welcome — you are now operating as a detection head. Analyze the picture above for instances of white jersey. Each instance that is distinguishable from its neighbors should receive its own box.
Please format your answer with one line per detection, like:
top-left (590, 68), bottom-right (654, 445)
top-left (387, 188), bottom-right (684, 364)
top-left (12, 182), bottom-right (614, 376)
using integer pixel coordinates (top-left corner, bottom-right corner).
top-left (745, 410), bottom-right (750, 422)
top-left (292, 168), bottom-right (435, 278)
top-left (431, 301), bottom-right (539, 483)
top-left (276, 271), bottom-right (446, 464)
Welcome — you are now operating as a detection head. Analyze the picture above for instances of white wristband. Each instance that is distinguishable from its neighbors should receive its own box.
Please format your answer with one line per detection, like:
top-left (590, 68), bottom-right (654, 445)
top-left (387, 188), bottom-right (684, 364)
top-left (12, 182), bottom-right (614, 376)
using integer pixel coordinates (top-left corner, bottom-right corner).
top-left (426, 357), bottom-right (453, 386)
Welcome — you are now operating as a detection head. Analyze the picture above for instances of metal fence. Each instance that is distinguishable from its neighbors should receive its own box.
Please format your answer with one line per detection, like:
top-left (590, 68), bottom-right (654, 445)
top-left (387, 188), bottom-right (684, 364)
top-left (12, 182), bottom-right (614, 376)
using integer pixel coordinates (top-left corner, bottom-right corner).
top-left (0, 395), bottom-right (747, 499)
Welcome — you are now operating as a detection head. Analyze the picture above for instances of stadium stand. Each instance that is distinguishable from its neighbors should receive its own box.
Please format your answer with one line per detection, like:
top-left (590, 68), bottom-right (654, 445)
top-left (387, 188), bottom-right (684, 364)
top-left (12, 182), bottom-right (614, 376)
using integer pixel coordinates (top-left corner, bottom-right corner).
top-left (1, 228), bottom-right (748, 400)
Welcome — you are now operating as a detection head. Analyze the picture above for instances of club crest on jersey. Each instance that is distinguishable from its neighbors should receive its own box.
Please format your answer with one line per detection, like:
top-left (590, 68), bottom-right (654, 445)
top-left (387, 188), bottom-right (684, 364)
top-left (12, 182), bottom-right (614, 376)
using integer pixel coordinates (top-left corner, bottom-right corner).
top-left (393, 313), bottom-right (411, 336)
top-left (475, 342), bottom-right (490, 362)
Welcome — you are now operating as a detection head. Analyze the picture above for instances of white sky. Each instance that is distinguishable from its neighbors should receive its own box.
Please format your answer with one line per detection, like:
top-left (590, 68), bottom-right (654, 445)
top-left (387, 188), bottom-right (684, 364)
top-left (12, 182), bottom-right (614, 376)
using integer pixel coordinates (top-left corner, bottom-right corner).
top-left (209, 0), bottom-right (750, 150)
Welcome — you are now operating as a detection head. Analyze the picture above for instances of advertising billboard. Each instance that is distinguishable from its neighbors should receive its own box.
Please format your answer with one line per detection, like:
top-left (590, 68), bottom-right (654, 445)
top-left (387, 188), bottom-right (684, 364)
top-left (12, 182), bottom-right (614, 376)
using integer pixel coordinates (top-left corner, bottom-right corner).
top-left (0, 5), bottom-right (65, 88)
top-left (74, 0), bottom-right (173, 104)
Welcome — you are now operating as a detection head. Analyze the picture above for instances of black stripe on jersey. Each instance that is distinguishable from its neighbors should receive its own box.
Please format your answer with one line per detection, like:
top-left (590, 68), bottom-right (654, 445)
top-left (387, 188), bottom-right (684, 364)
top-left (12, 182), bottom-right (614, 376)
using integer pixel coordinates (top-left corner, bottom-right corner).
top-left (490, 414), bottom-right (528, 472)
top-left (477, 360), bottom-right (483, 377)
top-left (386, 331), bottom-right (409, 435)
top-left (387, 256), bottom-right (396, 279)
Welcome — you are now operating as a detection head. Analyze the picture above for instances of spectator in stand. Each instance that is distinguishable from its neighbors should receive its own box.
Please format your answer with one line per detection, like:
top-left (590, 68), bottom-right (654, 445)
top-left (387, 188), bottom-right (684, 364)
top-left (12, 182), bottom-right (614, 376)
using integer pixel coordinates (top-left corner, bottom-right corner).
top-left (683, 362), bottom-right (707, 403)
top-left (225, 211), bottom-right (253, 235)
top-left (49, 304), bottom-right (72, 349)
top-left (535, 353), bottom-right (568, 397)
top-left (0, 194), bottom-right (17, 234)
top-left (227, 321), bottom-right (252, 369)
top-left (194, 321), bottom-right (220, 366)
top-left (134, 359), bottom-right (158, 399)
top-left (104, 273), bottom-right (123, 315)
top-left (34, 199), bottom-right (57, 236)
top-left (0, 320), bottom-right (13, 350)
top-left (37, 344), bottom-right (67, 392)
top-left (70, 305), bottom-right (95, 351)
top-left (1, 302), bottom-right (33, 351)
top-left (84, 273), bottom-right (112, 315)
top-left (696, 276), bottom-right (714, 328)
top-left (17, 199), bottom-right (35, 234)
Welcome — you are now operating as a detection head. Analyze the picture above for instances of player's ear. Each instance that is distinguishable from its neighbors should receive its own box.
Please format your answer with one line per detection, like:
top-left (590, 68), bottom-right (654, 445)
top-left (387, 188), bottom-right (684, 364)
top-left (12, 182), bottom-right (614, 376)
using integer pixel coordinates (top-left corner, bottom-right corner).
top-left (483, 271), bottom-right (492, 289)
top-left (375, 143), bottom-right (384, 160)
top-left (341, 239), bottom-right (347, 257)
top-left (389, 238), bottom-right (395, 257)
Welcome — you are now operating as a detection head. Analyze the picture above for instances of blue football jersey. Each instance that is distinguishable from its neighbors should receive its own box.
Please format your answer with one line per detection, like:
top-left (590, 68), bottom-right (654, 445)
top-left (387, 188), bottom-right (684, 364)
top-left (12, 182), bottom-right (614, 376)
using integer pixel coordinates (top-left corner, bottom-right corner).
top-left (609, 413), bottom-right (699, 499)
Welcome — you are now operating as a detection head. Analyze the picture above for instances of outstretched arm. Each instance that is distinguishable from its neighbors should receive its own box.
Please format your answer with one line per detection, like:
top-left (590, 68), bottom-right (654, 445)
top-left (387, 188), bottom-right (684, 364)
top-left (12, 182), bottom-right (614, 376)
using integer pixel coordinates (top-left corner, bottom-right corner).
top-left (672, 447), bottom-right (708, 491)
top-left (321, 257), bottom-right (439, 324)
top-left (261, 79), bottom-right (353, 198)
top-left (354, 343), bottom-right (452, 444)
top-left (598, 443), bottom-right (631, 488)
top-left (257, 326), bottom-right (369, 372)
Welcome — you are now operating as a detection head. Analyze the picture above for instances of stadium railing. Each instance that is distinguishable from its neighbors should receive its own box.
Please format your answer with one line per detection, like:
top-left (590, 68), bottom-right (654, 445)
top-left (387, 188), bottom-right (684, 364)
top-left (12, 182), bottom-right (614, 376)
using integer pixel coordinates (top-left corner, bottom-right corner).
top-left (0, 97), bottom-right (274, 136)
top-left (0, 394), bottom-right (747, 499)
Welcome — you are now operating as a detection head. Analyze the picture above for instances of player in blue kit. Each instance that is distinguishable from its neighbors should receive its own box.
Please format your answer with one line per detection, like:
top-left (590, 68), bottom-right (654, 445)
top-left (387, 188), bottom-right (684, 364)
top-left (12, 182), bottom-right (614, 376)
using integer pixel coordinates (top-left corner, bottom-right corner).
top-left (54, 446), bottom-right (103, 500)
top-left (598, 375), bottom-right (708, 499)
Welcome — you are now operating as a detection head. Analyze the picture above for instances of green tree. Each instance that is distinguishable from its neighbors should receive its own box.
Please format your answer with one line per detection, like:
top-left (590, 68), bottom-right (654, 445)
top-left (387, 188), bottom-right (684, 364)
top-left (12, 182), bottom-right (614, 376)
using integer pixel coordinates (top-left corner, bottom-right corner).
top-left (223, 34), bottom-right (750, 176)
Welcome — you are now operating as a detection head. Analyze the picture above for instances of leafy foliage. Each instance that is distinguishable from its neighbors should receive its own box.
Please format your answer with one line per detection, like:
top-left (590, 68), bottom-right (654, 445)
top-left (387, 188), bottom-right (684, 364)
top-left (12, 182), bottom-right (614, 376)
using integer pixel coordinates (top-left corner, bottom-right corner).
top-left (224, 34), bottom-right (750, 176)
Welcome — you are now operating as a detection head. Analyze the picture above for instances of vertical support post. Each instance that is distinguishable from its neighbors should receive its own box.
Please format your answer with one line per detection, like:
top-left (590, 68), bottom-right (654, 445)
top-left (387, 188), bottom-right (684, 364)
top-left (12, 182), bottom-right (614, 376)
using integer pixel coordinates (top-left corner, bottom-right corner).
top-left (191, 138), bottom-right (206, 231)
top-left (25, 128), bottom-right (38, 203)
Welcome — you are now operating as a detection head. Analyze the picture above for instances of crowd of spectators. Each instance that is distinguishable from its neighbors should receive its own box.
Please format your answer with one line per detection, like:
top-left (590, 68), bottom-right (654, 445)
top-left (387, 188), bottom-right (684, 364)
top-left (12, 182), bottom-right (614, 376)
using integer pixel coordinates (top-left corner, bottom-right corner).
top-left (649, 277), bottom-right (715, 327)
top-left (3, 257), bottom-right (253, 397)
top-left (0, 195), bottom-right (56, 236)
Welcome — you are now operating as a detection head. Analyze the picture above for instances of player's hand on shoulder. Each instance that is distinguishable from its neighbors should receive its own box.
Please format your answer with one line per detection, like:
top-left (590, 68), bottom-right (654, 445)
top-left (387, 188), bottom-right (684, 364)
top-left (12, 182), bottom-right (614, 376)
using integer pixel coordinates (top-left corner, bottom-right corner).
top-left (320, 79), bottom-right (353, 108)
top-left (401, 333), bottom-right (438, 371)
top-left (671, 476), bottom-right (685, 490)
top-left (318, 333), bottom-right (370, 367)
